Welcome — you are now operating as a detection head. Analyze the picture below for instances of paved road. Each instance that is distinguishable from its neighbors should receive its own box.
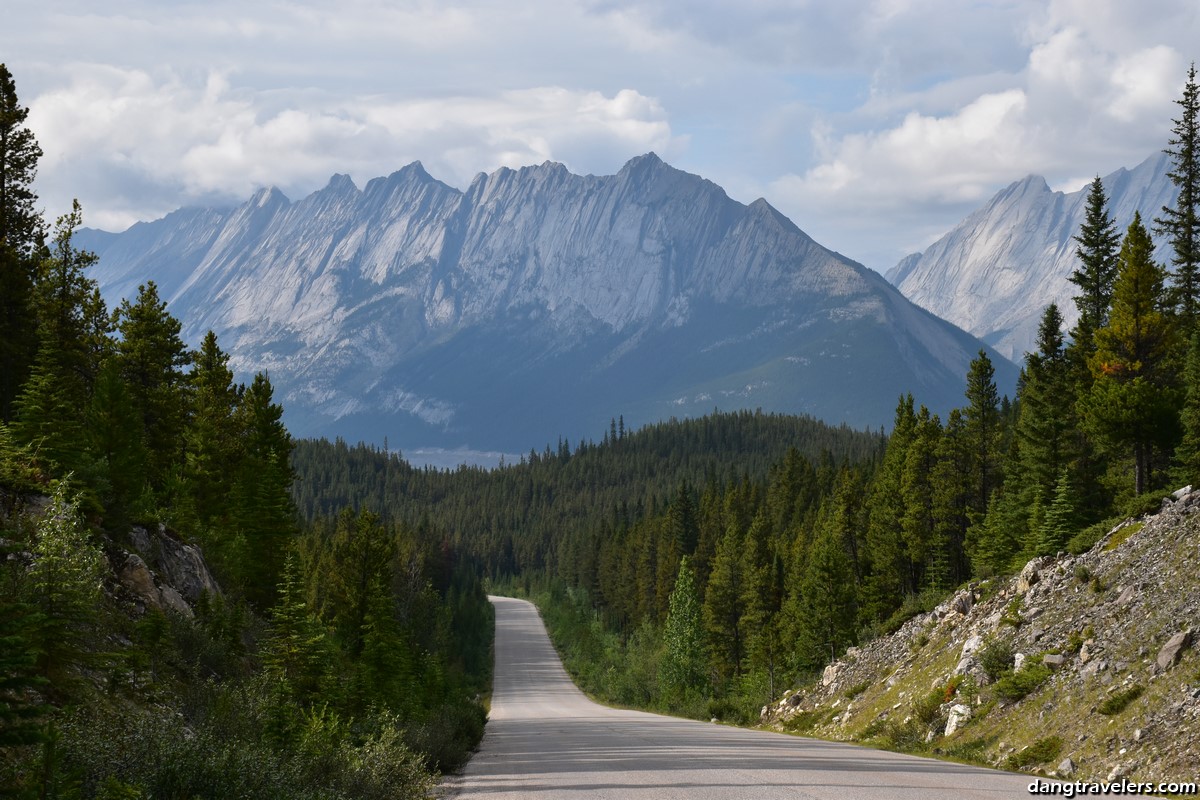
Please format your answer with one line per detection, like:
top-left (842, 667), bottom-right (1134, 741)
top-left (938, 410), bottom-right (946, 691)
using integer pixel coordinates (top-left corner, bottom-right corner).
top-left (441, 596), bottom-right (1041, 799)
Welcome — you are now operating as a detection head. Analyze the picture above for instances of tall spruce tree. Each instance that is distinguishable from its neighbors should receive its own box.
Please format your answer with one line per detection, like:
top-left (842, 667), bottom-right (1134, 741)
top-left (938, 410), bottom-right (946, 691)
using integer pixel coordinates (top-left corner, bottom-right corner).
top-left (1156, 63), bottom-right (1200, 334)
top-left (114, 281), bottom-right (191, 496)
top-left (1070, 178), bottom-right (1121, 365)
top-left (1174, 330), bottom-right (1200, 485)
top-left (1081, 212), bottom-right (1181, 494)
top-left (0, 64), bottom-right (43, 422)
top-left (1017, 305), bottom-right (1077, 507)
top-left (964, 350), bottom-right (1003, 518)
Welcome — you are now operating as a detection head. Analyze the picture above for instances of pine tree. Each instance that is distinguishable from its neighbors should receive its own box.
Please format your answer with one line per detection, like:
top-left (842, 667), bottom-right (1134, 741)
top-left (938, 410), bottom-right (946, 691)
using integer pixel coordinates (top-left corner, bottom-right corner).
top-left (12, 206), bottom-right (106, 482)
top-left (185, 331), bottom-right (240, 526)
top-left (1070, 178), bottom-right (1121, 364)
top-left (702, 520), bottom-right (746, 685)
top-left (1017, 305), bottom-right (1077, 508)
top-left (1038, 468), bottom-right (1081, 555)
top-left (263, 553), bottom-right (331, 709)
top-left (899, 406), bottom-right (941, 592)
top-left (86, 358), bottom-right (147, 524)
top-left (1174, 330), bottom-right (1200, 485)
top-left (862, 395), bottom-right (916, 622)
top-left (229, 373), bottom-right (296, 606)
top-left (113, 281), bottom-right (191, 495)
top-left (1081, 213), bottom-right (1181, 494)
top-left (964, 350), bottom-right (1003, 519)
top-left (930, 409), bottom-right (972, 589)
top-left (1156, 63), bottom-right (1200, 334)
top-left (789, 512), bottom-right (856, 672)
top-left (0, 64), bottom-right (43, 422)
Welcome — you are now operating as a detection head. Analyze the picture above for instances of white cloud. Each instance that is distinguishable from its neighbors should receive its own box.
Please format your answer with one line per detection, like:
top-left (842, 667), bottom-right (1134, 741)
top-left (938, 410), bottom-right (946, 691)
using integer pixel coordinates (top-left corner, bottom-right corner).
top-left (27, 66), bottom-right (683, 231)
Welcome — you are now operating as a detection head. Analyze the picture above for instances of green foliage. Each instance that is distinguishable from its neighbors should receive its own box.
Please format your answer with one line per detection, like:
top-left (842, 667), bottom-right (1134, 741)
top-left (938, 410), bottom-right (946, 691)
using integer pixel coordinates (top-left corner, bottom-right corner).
top-left (1067, 517), bottom-right (1121, 555)
top-left (26, 482), bottom-right (106, 686)
top-left (1156, 63), bottom-right (1200, 332)
top-left (977, 638), bottom-right (1015, 682)
top-left (1004, 735), bottom-right (1063, 770)
top-left (0, 64), bottom-right (44, 422)
top-left (660, 556), bottom-right (706, 702)
top-left (993, 662), bottom-right (1052, 702)
top-left (1098, 683), bottom-right (1145, 715)
top-left (1082, 212), bottom-right (1182, 495)
top-left (1071, 177), bottom-right (1121, 359)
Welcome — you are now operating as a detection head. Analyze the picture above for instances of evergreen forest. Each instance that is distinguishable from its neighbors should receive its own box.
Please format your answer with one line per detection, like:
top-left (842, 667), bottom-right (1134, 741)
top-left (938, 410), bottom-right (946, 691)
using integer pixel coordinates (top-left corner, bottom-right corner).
top-left (0, 64), bottom-right (491, 799)
top-left (1, 57), bottom-right (1199, 798)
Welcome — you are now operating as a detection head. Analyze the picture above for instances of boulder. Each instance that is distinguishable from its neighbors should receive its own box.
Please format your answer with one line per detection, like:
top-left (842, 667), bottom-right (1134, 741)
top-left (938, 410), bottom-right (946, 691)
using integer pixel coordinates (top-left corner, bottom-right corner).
top-left (822, 663), bottom-right (841, 686)
top-left (944, 704), bottom-right (972, 737)
top-left (1057, 758), bottom-right (1077, 778)
top-left (1156, 630), bottom-right (1194, 670)
top-left (1016, 558), bottom-right (1044, 595)
top-left (1043, 653), bottom-right (1066, 670)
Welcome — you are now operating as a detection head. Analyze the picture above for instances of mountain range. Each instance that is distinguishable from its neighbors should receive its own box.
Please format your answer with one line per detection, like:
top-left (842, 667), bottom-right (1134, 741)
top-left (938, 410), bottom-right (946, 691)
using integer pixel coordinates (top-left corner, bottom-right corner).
top-left (887, 153), bottom-right (1177, 361)
top-left (79, 154), bottom-right (1015, 454)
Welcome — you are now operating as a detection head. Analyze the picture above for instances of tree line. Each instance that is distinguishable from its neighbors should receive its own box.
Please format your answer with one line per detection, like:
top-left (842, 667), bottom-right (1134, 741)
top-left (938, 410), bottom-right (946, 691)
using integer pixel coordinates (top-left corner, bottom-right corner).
top-left (0, 63), bottom-right (491, 799)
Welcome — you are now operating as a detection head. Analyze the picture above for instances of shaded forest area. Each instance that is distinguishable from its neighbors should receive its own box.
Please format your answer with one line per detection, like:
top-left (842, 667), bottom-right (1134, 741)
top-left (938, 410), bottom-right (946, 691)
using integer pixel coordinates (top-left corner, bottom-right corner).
top-left (0, 63), bottom-right (491, 799)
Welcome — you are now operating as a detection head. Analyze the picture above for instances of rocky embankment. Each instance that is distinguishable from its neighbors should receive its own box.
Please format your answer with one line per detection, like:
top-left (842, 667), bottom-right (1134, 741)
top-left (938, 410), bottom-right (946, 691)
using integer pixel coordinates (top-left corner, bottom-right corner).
top-left (765, 489), bottom-right (1200, 784)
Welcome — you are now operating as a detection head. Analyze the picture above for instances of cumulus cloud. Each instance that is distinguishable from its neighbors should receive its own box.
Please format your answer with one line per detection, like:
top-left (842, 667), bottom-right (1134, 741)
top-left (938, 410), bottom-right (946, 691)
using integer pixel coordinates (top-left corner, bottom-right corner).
top-left (27, 66), bottom-right (683, 231)
top-left (761, 0), bottom-right (1196, 268)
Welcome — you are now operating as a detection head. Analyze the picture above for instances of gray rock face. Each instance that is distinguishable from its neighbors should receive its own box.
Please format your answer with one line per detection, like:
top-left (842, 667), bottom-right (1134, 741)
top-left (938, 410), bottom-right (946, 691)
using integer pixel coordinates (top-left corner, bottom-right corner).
top-left (81, 154), bottom-right (1015, 451)
top-left (887, 153), bottom-right (1177, 361)
top-left (129, 525), bottom-right (221, 605)
top-left (1156, 630), bottom-right (1193, 670)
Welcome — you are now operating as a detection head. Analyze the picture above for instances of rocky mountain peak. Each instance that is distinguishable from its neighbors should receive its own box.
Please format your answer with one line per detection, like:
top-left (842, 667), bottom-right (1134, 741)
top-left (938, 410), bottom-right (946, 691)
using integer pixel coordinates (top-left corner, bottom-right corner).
top-left (888, 153), bottom-right (1177, 360)
top-left (82, 154), bottom-right (1014, 451)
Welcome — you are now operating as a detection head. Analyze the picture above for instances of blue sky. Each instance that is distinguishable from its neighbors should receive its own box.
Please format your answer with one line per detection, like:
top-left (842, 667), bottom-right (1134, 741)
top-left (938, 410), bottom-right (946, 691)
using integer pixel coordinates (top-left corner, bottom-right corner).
top-left (4, 0), bottom-right (1198, 271)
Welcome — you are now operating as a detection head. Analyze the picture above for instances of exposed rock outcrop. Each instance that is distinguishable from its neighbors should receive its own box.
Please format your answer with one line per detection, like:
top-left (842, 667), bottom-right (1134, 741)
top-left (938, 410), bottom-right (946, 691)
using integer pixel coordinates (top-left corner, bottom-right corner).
top-left (766, 487), bottom-right (1200, 784)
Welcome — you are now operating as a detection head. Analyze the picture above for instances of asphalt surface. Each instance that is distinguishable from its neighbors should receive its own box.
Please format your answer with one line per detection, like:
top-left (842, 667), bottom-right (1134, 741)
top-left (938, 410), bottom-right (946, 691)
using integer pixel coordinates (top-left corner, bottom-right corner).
top-left (441, 595), bottom-right (1042, 799)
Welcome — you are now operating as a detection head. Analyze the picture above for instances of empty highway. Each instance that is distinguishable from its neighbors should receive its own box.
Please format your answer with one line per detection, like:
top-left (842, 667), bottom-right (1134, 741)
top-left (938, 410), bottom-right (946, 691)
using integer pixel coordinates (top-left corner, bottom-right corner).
top-left (441, 596), bottom-right (1042, 799)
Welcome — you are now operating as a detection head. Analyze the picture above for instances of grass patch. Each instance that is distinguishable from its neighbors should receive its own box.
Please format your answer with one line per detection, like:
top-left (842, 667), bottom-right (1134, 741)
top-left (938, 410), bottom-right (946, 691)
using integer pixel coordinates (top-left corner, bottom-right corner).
top-left (940, 733), bottom-right (999, 766)
top-left (843, 680), bottom-right (871, 700)
top-left (1098, 684), bottom-right (1144, 715)
top-left (782, 708), bottom-right (834, 733)
top-left (1004, 736), bottom-right (1063, 770)
top-left (1104, 521), bottom-right (1144, 552)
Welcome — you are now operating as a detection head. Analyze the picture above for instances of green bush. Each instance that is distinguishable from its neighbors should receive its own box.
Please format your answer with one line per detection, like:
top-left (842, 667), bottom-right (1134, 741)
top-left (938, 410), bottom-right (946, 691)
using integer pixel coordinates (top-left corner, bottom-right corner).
top-left (1004, 735), bottom-right (1063, 769)
top-left (993, 663), bottom-right (1052, 702)
top-left (1067, 517), bottom-right (1121, 555)
top-left (978, 639), bottom-right (1015, 681)
top-left (843, 680), bottom-right (870, 699)
top-left (1098, 684), bottom-right (1144, 716)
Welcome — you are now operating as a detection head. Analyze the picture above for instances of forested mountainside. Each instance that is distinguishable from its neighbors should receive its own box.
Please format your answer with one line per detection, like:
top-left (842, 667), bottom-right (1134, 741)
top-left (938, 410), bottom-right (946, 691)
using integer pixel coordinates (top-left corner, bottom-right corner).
top-left (0, 64), bottom-right (491, 799)
top-left (291, 410), bottom-right (885, 575)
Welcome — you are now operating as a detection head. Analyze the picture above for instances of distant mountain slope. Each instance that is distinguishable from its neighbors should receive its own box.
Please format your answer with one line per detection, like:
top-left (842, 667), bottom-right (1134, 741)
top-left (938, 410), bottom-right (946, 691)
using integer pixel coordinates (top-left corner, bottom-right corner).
top-left (886, 154), bottom-right (1176, 361)
top-left (79, 154), bottom-right (1015, 452)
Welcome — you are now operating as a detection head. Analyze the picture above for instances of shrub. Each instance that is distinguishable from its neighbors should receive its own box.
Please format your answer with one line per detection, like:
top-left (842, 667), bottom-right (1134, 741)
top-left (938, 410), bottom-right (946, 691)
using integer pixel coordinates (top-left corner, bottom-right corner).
top-left (1067, 517), bottom-right (1121, 555)
top-left (1004, 735), bottom-right (1063, 769)
top-left (978, 639), bottom-right (1015, 681)
top-left (1098, 684), bottom-right (1144, 716)
top-left (843, 680), bottom-right (870, 700)
top-left (993, 663), bottom-right (1052, 702)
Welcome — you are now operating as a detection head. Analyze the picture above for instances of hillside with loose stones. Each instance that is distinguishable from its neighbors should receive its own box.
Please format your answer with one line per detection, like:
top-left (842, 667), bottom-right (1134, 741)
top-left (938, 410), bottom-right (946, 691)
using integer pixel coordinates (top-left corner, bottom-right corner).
top-left (765, 487), bottom-right (1200, 785)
